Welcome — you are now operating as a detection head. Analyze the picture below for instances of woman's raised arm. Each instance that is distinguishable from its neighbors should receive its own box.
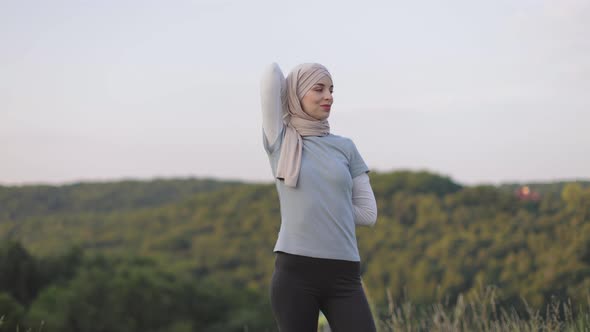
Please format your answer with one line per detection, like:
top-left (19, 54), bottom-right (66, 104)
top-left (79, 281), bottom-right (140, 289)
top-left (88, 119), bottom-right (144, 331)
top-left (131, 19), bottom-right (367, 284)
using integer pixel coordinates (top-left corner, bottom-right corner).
top-left (260, 63), bottom-right (286, 147)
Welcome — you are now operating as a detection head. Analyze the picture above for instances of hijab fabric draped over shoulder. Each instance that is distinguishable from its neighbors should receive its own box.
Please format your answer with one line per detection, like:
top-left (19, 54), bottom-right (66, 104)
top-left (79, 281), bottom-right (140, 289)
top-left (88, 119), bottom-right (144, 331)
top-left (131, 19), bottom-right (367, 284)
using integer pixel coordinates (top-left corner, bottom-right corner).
top-left (276, 63), bottom-right (332, 187)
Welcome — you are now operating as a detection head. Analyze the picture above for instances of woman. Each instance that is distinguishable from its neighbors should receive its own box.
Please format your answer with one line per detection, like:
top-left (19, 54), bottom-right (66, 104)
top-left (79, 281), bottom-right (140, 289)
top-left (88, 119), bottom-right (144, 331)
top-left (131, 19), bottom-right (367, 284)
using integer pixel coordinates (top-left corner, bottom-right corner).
top-left (260, 62), bottom-right (378, 332)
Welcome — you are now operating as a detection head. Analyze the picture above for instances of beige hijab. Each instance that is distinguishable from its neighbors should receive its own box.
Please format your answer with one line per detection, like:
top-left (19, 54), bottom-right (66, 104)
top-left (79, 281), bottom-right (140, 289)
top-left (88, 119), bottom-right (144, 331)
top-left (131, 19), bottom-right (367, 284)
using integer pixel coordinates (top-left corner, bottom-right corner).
top-left (276, 63), bottom-right (332, 187)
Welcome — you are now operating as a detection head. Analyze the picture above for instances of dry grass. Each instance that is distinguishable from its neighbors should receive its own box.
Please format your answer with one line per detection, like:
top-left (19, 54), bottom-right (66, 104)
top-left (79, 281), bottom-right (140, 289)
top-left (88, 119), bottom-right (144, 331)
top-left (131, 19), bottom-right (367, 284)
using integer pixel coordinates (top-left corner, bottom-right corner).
top-left (380, 286), bottom-right (590, 332)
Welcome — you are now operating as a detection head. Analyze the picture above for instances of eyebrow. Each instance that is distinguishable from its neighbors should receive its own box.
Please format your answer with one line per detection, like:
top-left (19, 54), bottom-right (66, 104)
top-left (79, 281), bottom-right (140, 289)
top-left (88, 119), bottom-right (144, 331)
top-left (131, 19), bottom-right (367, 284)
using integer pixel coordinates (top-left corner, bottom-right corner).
top-left (314, 83), bottom-right (334, 88)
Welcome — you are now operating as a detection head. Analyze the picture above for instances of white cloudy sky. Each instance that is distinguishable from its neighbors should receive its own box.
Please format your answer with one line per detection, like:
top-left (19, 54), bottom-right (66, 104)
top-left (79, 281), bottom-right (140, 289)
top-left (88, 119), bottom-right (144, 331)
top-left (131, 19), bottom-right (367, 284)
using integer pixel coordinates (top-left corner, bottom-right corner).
top-left (1, 0), bottom-right (589, 186)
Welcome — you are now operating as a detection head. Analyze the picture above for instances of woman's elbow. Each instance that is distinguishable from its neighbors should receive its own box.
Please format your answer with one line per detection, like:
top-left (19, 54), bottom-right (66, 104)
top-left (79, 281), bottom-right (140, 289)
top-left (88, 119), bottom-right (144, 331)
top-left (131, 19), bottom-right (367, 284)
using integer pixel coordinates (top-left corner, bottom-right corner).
top-left (366, 210), bottom-right (378, 227)
top-left (355, 206), bottom-right (378, 227)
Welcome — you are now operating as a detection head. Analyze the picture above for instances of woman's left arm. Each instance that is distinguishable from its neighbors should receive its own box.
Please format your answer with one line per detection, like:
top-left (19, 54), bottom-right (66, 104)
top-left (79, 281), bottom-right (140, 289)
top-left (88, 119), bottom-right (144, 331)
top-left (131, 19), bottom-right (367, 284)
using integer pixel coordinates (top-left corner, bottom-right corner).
top-left (352, 173), bottom-right (377, 227)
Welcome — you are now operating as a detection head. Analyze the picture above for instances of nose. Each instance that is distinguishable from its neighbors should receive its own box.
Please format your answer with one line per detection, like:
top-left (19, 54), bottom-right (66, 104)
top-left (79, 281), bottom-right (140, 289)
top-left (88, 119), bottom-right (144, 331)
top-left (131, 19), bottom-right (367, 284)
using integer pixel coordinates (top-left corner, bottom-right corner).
top-left (324, 91), bottom-right (333, 102)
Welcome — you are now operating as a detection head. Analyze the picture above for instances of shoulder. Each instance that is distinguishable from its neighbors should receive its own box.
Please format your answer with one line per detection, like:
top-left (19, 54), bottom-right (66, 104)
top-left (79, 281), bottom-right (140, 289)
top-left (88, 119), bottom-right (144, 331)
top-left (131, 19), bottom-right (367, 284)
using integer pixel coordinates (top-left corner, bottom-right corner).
top-left (327, 133), bottom-right (356, 148)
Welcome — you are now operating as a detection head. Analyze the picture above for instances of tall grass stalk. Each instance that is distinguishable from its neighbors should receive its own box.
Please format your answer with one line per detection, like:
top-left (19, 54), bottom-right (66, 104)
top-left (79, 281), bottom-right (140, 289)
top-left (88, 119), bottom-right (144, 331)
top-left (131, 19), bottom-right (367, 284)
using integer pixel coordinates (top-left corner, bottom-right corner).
top-left (381, 287), bottom-right (590, 332)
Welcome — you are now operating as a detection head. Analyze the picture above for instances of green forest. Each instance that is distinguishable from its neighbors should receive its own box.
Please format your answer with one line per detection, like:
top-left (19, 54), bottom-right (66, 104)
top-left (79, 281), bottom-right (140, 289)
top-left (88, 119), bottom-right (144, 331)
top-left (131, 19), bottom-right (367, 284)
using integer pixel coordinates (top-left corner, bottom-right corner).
top-left (1, 170), bottom-right (590, 331)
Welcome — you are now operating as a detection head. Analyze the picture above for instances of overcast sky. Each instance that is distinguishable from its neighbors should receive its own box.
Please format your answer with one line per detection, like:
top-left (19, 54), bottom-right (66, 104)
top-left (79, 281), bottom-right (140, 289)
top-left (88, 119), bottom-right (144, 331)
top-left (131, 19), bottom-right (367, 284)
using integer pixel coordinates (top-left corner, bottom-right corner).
top-left (1, 0), bottom-right (589, 186)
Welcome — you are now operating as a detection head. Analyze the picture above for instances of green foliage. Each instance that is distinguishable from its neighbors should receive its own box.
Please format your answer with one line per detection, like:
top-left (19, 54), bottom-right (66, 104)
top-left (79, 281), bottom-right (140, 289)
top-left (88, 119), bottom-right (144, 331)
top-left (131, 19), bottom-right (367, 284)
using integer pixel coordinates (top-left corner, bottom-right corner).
top-left (0, 292), bottom-right (25, 331)
top-left (1, 170), bottom-right (590, 330)
top-left (0, 177), bottom-right (242, 221)
top-left (0, 246), bottom-right (274, 331)
top-left (26, 262), bottom-right (207, 331)
top-left (371, 170), bottom-right (462, 198)
top-left (0, 241), bottom-right (39, 305)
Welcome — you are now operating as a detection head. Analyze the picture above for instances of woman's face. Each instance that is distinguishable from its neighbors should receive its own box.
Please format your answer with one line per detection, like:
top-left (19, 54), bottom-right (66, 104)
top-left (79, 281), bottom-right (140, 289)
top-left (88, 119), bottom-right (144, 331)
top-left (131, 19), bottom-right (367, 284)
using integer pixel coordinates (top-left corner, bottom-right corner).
top-left (301, 75), bottom-right (334, 121)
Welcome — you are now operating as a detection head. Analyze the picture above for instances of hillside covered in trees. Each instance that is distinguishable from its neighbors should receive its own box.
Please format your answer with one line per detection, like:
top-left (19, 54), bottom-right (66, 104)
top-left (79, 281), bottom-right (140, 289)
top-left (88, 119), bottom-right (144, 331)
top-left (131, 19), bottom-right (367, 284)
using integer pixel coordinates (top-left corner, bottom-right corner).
top-left (1, 171), bottom-right (589, 331)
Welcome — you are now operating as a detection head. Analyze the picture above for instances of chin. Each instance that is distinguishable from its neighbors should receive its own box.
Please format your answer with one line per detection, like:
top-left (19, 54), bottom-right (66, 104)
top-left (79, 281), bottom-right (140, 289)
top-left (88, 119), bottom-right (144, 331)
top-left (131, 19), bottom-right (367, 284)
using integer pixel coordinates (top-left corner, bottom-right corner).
top-left (317, 114), bottom-right (330, 121)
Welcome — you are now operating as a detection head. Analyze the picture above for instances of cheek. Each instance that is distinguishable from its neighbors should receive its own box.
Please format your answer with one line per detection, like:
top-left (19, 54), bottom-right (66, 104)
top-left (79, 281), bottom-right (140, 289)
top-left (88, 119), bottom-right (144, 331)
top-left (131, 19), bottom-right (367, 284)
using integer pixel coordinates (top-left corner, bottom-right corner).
top-left (302, 95), bottom-right (317, 109)
top-left (301, 98), bottom-right (312, 112)
top-left (311, 93), bottom-right (323, 104)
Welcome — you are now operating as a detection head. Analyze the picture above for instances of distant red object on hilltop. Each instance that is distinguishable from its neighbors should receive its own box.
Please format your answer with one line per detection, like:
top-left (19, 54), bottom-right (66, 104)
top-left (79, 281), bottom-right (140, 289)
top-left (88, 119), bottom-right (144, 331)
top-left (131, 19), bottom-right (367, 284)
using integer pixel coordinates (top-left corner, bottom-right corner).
top-left (515, 186), bottom-right (541, 201)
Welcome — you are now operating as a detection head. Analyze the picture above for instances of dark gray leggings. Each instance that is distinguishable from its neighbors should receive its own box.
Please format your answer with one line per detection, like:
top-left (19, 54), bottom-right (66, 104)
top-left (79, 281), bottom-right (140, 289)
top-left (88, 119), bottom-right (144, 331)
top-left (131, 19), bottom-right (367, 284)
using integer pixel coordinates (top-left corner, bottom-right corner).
top-left (270, 251), bottom-right (377, 332)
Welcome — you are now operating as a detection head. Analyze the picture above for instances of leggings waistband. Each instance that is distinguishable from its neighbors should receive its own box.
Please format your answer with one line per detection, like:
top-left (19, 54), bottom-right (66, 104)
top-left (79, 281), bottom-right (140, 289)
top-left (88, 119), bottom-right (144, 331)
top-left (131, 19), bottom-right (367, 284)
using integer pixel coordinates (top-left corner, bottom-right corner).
top-left (274, 251), bottom-right (360, 277)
